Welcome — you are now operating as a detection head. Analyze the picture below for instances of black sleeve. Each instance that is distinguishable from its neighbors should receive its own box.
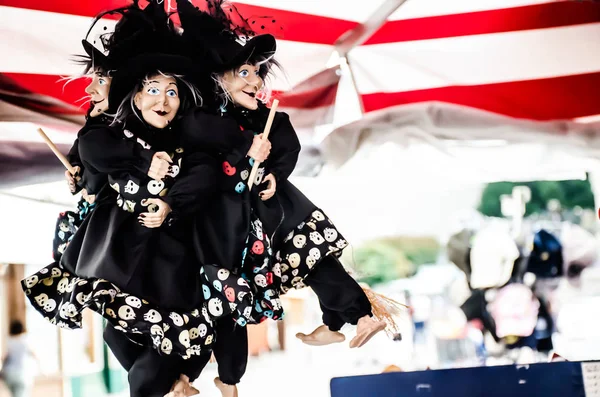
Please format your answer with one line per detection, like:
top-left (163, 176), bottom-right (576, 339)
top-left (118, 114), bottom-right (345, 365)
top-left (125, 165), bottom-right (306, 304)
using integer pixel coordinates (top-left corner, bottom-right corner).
top-left (181, 108), bottom-right (253, 165)
top-left (162, 152), bottom-right (219, 221)
top-left (67, 139), bottom-right (82, 167)
top-left (267, 112), bottom-right (301, 183)
top-left (78, 126), bottom-right (155, 178)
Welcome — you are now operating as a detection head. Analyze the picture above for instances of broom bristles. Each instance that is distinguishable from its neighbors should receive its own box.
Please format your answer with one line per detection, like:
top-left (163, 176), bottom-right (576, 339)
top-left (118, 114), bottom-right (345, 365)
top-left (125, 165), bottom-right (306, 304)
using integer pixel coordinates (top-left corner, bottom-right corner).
top-left (362, 287), bottom-right (410, 337)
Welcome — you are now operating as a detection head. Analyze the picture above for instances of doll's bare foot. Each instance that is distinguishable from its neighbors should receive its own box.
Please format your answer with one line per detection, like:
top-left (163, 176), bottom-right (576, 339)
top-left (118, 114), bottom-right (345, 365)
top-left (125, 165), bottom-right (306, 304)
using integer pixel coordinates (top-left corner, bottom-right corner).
top-left (349, 315), bottom-right (386, 348)
top-left (165, 375), bottom-right (199, 397)
top-left (214, 377), bottom-right (238, 397)
top-left (296, 324), bottom-right (345, 346)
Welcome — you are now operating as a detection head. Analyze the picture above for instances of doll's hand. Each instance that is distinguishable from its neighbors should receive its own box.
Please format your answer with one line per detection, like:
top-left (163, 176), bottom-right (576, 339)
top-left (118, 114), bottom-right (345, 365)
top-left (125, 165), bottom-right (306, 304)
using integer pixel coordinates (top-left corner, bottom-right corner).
top-left (81, 189), bottom-right (96, 204)
top-left (148, 152), bottom-right (172, 180)
top-left (138, 199), bottom-right (172, 228)
top-left (260, 173), bottom-right (276, 201)
top-left (65, 166), bottom-right (81, 193)
top-left (247, 134), bottom-right (271, 163)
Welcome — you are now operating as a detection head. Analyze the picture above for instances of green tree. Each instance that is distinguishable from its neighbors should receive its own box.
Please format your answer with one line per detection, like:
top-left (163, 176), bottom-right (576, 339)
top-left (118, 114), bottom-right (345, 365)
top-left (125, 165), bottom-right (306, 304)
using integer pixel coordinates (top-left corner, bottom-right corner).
top-left (478, 176), bottom-right (595, 217)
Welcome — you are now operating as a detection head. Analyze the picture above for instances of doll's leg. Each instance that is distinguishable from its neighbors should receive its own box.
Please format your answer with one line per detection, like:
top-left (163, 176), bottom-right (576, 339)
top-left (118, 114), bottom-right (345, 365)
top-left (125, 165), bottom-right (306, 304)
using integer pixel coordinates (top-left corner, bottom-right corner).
top-left (103, 322), bottom-right (145, 371)
top-left (128, 347), bottom-right (210, 397)
top-left (300, 255), bottom-right (385, 348)
top-left (213, 318), bottom-right (248, 397)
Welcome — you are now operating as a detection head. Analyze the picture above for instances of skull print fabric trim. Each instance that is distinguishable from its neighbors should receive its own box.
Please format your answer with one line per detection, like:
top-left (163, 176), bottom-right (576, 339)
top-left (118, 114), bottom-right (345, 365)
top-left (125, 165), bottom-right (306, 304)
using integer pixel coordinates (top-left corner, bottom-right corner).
top-left (239, 214), bottom-right (284, 324)
top-left (276, 209), bottom-right (349, 294)
top-left (22, 262), bottom-right (217, 358)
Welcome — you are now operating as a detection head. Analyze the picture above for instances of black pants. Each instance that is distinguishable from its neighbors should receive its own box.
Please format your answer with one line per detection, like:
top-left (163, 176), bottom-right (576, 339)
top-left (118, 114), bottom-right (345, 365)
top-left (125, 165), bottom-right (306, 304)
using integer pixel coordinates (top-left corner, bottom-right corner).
top-left (104, 318), bottom-right (248, 394)
top-left (213, 317), bottom-right (248, 385)
top-left (104, 323), bottom-right (211, 397)
top-left (304, 255), bottom-right (372, 332)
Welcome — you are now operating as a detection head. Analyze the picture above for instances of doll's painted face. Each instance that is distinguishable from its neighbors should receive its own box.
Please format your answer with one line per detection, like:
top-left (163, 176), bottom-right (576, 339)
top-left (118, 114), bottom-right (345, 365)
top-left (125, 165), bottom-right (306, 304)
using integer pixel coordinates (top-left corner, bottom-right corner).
top-left (85, 69), bottom-right (112, 117)
top-left (222, 63), bottom-right (263, 110)
top-left (134, 74), bottom-right (180, 129)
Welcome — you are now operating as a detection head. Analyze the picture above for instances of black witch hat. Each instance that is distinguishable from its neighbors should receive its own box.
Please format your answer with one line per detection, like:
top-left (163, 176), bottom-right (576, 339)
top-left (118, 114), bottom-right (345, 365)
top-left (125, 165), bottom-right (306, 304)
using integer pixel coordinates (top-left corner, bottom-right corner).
top-left (79, 0), bottom-right (185, 74)
top-left (176, 0), bottom-right (277, 74)
top-left (99, 1), bottom-right (198, 113)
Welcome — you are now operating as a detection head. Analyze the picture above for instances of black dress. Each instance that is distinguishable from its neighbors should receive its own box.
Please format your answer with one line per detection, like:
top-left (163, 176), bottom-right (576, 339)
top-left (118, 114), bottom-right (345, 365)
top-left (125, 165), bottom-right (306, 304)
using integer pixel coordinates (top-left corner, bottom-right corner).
top-left (22, 115), bottom-right (230, 358)
top-left (52, 113), bottom-right (111, 262)
top-left (181, 104), bottom-right (349, 314)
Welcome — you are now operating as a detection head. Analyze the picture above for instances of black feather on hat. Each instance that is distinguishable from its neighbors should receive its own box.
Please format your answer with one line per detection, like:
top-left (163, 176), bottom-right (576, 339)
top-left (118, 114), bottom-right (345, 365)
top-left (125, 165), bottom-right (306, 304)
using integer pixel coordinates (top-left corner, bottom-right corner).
top-left (176, 0), bottom-right (276, 74)
top-left (78, 0), bottom-right (185, 75)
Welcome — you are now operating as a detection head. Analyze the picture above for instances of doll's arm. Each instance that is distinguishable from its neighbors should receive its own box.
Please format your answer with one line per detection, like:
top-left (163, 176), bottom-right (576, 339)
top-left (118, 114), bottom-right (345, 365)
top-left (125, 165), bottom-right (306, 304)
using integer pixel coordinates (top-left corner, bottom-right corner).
top-left (79, 126), bottom-right (155, 178)
top-left (161, 151), bottom-right (219, 222)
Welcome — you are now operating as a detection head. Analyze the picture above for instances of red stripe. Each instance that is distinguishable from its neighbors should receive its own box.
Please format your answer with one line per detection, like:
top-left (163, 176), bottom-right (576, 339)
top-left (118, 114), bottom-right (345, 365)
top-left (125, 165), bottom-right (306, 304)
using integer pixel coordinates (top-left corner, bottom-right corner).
top-left (3, 73), bottom-right (90, 115)
top-left (2, 0), bottom-right (356, 45)
top-left (361, 72), bottom-right (600, 121)
top-left (273, 83), bottom-right (338, 109)
top-left (365, 2), bottom-right (600, 45)
top-left (0, 1), bottom-right (131, 18)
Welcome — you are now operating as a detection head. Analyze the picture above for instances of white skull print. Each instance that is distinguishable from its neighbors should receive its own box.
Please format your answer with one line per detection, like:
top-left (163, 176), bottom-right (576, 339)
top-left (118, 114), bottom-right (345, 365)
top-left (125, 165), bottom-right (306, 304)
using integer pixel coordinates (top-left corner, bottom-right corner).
top-left (169, 312), bottom-right (184, 327)
top-left (287, 253), bottom-right (301, 268)
top-left (201, 307), bottom-right (211, 323)
top-left (208, 298), bottom-right (223, 317)
top-left (34, 293), bottom-right (48, 307)
top-left (281, 275), bottom-right (289, 284)
top-left (198, 324), bottom-right (208, 338)
top-left (306, 221), bottom-right (317, 230)
top-left (59, 303), bottom-right (77, 319)
top-left (161, 338), bottom-right (173, 355)
top-left (254, 274), bottom-right (268, 288)
top-left (179, 330), bottom-right (191, 348)
top-left (123, 200), bottom-right (136, 213)
top-left (280, 263), bottom-right (289, 273)
top-left (56, 278), bottom-right (69, 294)
top-left (51, 267), bottom-right (62, 278)
top-left (336, 239), bottom-right (348, 249)
top-left (125, 296), bottom-right (142, 309)
top-left (272, 263), bottom-right (282, 277)
top-left (189, 327), bottom-right (200, 340)
top-left (143, 309), bottom-right (162, 323)
top-left (137, 137), bottom-right (151, 149)
top-left (309, 232), bottom-right (325, 245)
top-left (43, 299), bottom-right (57, 312)
top-left (309, 248), bottom-right (321, 261)
top-left (293, 235), bottom-right (307, 249)
top-left (147, 180), bottom-right (165, 195)
top-left (205, 335), bottom-right (214, 345)
top-left (243, 306), bottom-right (252, 319)
top-left (306, 256), bottom-right (316, 268)
top-left (118, 305), bottom-right (136, 321)
top-left (255, 168), bottom-right (265, 185)
top-left (312, 210), bottom-right (325, 221)
top-left (124, 180), bottom-right (140, 195)
top-left (240, 169), bottom-right (249, 180)
top-left (217, 269), bottom-right (230, 281)
top-left (24, 275), bottom-right (38, 288)
top-left (105, 308), bottom-right (117, 318)
top-left (123, 129), bottom-right (134, 138)
top-left (323, 228), bottom-right (338, 242)
top-left (150, 324), bottom-right (164, 337)
top-left (167, 165), bottom-right (180, 178)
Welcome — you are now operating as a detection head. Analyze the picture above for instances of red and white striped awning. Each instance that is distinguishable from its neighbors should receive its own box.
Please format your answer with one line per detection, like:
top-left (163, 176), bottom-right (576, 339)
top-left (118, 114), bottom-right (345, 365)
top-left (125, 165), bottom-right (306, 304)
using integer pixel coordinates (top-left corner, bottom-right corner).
top-left (2, 0), bottom-right (599, 123)
top-left (1, 0), bottom-right (600, 186)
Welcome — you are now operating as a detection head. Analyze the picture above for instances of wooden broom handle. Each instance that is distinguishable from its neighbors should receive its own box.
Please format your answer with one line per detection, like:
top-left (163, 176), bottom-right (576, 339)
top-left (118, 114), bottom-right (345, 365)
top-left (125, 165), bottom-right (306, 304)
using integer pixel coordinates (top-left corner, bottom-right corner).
top-left (248, 99), bottom-right (279, 191)
top-left (37, 128), bottom-right (77, 175)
